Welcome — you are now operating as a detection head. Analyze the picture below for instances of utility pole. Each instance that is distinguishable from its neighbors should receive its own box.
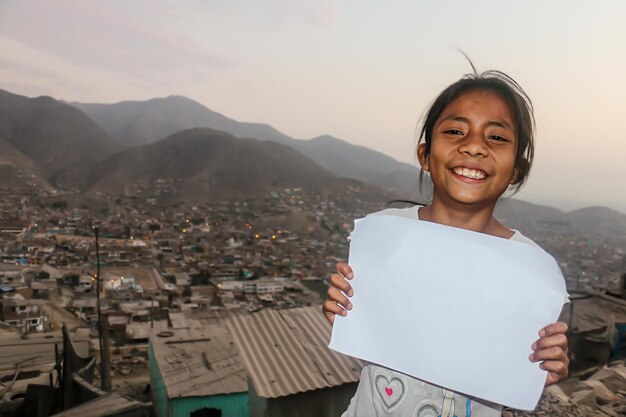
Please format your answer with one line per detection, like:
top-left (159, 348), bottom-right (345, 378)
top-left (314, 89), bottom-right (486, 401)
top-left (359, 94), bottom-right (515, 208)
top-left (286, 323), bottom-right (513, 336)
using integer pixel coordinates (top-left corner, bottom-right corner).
top-left (100, 313), bottom-right (111, 391)
top-left (93, 223), bottom-right (109, 391)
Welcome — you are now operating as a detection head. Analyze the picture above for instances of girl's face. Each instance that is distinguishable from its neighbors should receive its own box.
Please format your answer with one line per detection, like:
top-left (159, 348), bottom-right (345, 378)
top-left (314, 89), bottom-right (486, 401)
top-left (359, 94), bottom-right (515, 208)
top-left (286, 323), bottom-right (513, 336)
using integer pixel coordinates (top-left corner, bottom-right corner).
top-left (418, 88), bottom-right (517, 209)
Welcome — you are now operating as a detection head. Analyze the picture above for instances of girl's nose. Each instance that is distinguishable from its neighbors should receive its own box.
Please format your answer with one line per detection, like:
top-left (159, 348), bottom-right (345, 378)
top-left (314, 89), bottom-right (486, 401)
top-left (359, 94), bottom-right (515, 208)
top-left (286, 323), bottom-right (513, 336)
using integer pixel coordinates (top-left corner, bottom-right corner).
top-left (458, 132), bottom-right (488, 157)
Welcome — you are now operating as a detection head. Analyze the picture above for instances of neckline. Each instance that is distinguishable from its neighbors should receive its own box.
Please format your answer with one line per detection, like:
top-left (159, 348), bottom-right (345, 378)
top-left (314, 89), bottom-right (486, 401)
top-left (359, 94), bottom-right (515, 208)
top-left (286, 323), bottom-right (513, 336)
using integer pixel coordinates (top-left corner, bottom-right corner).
top-left (414, 205), bottom-right (518, 241)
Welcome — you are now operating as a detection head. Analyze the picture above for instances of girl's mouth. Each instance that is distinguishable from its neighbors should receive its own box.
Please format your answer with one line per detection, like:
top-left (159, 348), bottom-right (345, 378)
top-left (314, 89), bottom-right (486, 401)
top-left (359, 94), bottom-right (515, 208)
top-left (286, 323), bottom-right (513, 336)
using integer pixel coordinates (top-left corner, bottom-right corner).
top-left (452, 166), bottom-right (487, 180)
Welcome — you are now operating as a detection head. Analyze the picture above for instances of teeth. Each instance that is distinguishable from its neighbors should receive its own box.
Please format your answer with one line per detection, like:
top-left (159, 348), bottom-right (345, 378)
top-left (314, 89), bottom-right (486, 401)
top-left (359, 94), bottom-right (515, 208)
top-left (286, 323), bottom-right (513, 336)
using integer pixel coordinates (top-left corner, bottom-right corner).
top-left (453, 167), bottom-right (486, 179)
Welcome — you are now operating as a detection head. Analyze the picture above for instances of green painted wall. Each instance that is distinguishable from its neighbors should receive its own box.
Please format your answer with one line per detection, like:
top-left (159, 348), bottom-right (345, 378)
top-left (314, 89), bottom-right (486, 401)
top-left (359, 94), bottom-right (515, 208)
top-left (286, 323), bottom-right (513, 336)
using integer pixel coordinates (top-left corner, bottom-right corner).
top-left (149, 340), bottom-right (169, 417)
top-left (149, 340), bottom-right (249, 417)
top-left (171, 393), bottom-right (249, 417)
top-left (249, 380), bottom-right (358, 417)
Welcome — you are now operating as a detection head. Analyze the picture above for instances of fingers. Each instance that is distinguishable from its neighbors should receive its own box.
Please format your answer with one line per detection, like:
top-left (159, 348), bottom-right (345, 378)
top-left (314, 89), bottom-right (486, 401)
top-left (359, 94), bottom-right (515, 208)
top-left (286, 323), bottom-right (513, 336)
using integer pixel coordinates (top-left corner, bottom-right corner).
top-left (327, 287), bottom-right (352, 311)
top-left (532, 333), bottom-right (568, 353)
top-left (336, 262), bottom-right (354, 280)
top-left (540, 360), bottom-right (568, 375)
top-left (542, 359), bottom-right (569, 386)
top-left (330, 273), bottom-right (353, 297)
top-left (530, 322), bottom-right (570, 386)
top-left (322, 300), bottom-right (344, 325)
top-left (321, 286), bottom-right (353, 326)
top-left (529, 345), bottom-right (568, 363)
top-left (538, 322), bottom-right (568, 337)
top-left (530, 322), bottom-right (568, 362)
top-left (322, 263), bottom-right (355, 326)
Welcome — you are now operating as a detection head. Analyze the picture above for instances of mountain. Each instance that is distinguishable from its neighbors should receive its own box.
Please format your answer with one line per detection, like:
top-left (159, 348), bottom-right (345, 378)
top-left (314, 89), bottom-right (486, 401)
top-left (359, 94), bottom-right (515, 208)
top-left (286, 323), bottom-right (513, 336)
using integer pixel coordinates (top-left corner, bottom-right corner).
top-left (71, 96), bottom-right (422, 199)
top-left (72, 96), bottom-right (294, 147)
top-left (495, 198), bottom-right (626, 237)
top-left (0, 89), bottom-right (124, 188)
top-left (295, 134), bottom-right (422, 193)
top-left (495, 198), bottom-right (564, 223)
top-left (0, 139), bottom-right (53, 193)
top-left (1, 89), bottom-right (623, 237)
top-left (567, 206), bottom-right (626, 235)
top-left (83, 128), bottom-right (373, 201)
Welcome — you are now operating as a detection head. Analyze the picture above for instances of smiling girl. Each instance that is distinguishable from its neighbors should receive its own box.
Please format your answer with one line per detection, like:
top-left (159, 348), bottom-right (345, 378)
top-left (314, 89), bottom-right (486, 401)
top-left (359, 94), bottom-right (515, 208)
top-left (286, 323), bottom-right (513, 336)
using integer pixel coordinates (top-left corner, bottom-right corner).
top-left (322, 70), bottom-right (569, 416)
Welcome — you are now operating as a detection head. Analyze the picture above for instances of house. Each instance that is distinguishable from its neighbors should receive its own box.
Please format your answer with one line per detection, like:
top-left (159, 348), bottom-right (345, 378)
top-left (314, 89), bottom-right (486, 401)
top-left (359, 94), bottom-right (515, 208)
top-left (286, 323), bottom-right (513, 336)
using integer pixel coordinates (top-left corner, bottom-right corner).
top-left (30, 280), bottom-right (55, 298)
top-left (560, 291), bottom-right (626, 368)
top-left (0, 220), bottom-right (30, 237)
top-left (0, 328), bottom-right (90, 413)
top-left (51, 392), bottom-right (151, 417)
top-left (226, 306), bottom-right (363, 417)
top-left (71, 298), bottom-right (97, 321)
top-left (251, 278), bottom-right (283, 294)
top-left (126, 320), bottom-right (168, 343)
top-left (0, 268), bottom-right (22, 286)
top-left (174, 272), bottom-right (191, 287)
top-left (75, 275), bottom-right (94, 293)
top-left (149, 326), bottom-right (248, 417)
top-left (0, 297), bottom-right (46, 332)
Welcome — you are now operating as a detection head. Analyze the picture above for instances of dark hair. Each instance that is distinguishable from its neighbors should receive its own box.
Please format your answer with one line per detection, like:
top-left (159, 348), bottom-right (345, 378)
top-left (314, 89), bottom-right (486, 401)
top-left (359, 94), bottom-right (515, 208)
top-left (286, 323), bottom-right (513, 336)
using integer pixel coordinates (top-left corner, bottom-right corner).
top-left (418, 69), bottom-right (535, 193)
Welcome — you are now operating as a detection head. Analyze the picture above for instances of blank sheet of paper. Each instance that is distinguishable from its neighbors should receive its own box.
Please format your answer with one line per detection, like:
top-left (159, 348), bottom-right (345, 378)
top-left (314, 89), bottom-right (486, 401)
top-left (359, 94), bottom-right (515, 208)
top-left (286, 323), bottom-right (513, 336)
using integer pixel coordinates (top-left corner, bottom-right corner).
top-left (329, 214), bottom-right (567, 410)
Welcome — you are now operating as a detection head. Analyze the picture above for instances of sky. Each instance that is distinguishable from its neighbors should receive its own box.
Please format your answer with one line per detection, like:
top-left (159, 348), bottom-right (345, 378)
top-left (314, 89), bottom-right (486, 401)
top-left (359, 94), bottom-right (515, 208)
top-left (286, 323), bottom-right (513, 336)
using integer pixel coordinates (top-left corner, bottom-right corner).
top-left (1, 0), bottom-right (625, 213)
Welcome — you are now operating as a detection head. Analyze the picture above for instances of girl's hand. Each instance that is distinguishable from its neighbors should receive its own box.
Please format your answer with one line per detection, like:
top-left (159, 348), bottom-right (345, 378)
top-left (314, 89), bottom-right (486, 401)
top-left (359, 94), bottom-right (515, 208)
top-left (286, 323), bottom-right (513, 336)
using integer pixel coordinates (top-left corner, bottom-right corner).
top-left (322, 262), bottom-right (354, 325)
top-left (529, 322), bottom-right (569, 386)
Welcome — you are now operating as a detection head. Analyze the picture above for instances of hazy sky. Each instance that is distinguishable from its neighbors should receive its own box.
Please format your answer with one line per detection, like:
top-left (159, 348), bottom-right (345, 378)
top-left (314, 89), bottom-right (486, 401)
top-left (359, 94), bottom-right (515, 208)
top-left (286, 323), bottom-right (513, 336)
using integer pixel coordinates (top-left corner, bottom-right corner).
top-left (1, 0), bottom-right (625, 213)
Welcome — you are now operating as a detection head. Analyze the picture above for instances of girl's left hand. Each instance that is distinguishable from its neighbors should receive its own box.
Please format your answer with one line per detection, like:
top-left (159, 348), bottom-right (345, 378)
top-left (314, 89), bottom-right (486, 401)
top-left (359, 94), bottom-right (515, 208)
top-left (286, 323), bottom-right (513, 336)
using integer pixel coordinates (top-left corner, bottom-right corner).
top-left (529, 322), bottom-right (569, 386)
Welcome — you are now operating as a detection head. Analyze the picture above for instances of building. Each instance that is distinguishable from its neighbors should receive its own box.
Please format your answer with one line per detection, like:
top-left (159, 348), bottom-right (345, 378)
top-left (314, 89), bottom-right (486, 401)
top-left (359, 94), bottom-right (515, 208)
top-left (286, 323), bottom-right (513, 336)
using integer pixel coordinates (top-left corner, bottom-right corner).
top-left (174, 272), bottom-right (191, 287)
top-left (0, 297), bottom-right (46, 332)
top-left (75, 275), bottom-right (93, 293)
top-left (0, 327), bottom-right (90, 415)
top-left (226, 306), bottom-right (363, 417)
top-left (560, 291), bottom-right (626, 368)
top-left (243, 278), bottom-right (284, 295)
top-left (149, 326), bottom-right (248, 417)
top-left (51, 392), bottom-right (151, 417)
top-left (0, 268), bottom-right (22, 286)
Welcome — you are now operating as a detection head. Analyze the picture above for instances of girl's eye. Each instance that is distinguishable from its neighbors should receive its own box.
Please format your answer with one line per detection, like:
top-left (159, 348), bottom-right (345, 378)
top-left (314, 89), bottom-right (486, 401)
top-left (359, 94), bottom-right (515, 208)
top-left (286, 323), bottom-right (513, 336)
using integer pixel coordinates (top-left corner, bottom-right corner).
top-left (489, 134), bottom-right (508, 142)
top-left (443, 129), bottom-right (464, 135)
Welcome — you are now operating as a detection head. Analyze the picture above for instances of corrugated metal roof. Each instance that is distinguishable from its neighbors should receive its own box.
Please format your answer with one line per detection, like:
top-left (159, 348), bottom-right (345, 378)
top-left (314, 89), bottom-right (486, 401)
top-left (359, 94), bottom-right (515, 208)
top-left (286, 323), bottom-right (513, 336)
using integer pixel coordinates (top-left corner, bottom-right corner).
top-left (0, 328), bottom-right (90, 373)
top-left (560, 293), bottom-right (626, 333)
top-left (126, 320), bottom-right (168, 340)
top-left (168, 311), bottom-right (202, 329)
top-left (169, 309), bottom-right (245, 329)
top-left (150, 326), bottom-right (247, 399)
top-left (226, 306), bottom-right (363, 399)
top-left (52, 392), bottom-right (149, 417)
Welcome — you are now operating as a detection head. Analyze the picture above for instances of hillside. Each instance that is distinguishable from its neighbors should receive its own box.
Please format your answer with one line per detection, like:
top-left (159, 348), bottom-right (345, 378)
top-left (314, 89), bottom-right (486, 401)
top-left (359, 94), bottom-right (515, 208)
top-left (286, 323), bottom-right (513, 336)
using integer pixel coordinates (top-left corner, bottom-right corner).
top-left (495, 198), bottom-right (626, 237)
top-left (71, 96), bottom-right (421, 199)
top-left (1, 89), bottom-right (622, 236)
top-left (0, 89), bottom-right (124, 187)
top-left (0, 139), bottom-right (53, 193)
top-left (83, 128), bottom-right (373, 201)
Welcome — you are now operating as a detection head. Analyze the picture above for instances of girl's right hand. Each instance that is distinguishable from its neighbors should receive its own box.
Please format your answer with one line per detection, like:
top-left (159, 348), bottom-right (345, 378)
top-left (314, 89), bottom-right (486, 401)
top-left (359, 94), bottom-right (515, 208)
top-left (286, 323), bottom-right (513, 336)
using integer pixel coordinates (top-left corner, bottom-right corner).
top-left (322, 262), bottom-right (354, 325)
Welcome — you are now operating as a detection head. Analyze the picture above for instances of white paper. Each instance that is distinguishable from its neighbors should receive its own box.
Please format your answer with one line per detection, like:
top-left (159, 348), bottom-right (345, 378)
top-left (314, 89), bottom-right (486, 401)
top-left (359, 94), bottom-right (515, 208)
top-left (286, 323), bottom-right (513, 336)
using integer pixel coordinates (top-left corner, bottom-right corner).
top-left (329, 214), bottom-right (567, 410)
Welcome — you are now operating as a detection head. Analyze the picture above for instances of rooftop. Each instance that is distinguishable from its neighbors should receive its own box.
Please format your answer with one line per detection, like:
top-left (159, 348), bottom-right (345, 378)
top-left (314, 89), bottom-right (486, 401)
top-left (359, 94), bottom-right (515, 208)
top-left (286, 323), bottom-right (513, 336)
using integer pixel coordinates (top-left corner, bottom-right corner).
top-left (150, 326), bottom-right (247, 398)
top-left (0, 328), bottom-right (90, 373)
top-left (226, 305), bottom-right (363, 398)
top-left (560, 293), bottom-right (626, 333)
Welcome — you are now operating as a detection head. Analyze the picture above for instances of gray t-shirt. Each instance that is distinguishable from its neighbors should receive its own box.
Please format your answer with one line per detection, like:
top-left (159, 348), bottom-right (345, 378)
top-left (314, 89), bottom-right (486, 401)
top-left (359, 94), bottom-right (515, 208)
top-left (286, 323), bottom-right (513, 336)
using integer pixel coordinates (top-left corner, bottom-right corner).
top-left (342, 206), bottom-right (540, 417)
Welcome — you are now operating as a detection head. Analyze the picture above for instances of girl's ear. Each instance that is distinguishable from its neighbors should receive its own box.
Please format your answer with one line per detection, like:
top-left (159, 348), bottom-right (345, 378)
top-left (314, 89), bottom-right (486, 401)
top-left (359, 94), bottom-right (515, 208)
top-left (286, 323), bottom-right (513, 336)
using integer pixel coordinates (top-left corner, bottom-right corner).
top-left (417, 143), bottom-right (430, 171)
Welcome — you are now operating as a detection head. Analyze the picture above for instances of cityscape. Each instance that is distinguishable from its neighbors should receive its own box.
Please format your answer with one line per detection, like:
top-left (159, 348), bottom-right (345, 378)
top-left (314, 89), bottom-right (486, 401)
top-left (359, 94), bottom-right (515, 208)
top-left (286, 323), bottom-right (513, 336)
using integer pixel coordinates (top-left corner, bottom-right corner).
top-left (1, 179), bottom-right (625, 416)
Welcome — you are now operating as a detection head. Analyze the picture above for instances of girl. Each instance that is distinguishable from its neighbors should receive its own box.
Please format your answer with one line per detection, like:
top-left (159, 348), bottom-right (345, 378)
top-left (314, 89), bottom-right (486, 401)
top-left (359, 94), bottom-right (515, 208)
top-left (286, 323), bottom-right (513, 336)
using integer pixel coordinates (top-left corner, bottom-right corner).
top-left (322, 69), bottom-right (569, 417)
